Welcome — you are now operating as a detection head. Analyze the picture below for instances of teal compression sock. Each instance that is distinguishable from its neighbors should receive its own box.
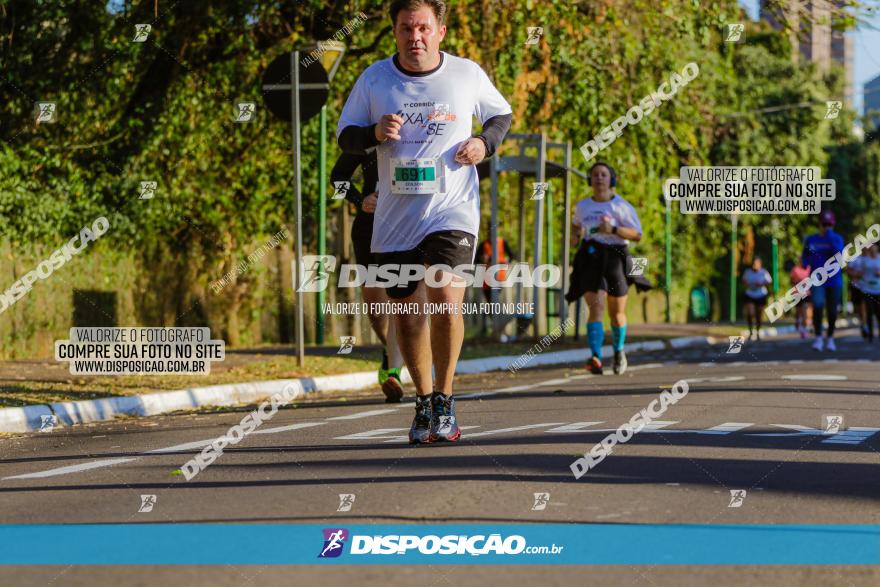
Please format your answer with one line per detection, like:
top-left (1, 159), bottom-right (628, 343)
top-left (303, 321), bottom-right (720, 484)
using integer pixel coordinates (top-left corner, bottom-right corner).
top-left (587, 321), bottom-right (604, 357)
top-left (612, 324), bottom-right (627, 352)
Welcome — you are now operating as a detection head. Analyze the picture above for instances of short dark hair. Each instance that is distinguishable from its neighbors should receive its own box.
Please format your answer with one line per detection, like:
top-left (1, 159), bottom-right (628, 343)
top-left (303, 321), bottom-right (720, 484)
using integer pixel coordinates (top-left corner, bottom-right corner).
top-left (390, 0), bottom-right (446, 26)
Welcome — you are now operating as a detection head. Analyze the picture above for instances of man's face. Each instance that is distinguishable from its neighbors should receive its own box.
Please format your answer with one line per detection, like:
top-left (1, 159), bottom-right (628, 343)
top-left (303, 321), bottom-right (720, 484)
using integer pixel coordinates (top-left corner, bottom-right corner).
top-left (394, 5), bottom-right (446, 70)
top-left (591, 166), bottom-right (612, 191)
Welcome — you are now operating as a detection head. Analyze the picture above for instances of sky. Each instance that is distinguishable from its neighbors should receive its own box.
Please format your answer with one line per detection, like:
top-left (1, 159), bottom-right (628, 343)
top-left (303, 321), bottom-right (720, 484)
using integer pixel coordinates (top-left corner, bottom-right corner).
top-left (739, 0), bottom-right (880, 115)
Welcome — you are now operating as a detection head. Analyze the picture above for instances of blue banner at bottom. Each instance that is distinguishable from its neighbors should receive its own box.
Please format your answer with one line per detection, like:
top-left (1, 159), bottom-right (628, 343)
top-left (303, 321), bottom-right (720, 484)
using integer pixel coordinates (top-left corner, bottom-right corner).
top-left (0, 524), bottom-right (877, 565)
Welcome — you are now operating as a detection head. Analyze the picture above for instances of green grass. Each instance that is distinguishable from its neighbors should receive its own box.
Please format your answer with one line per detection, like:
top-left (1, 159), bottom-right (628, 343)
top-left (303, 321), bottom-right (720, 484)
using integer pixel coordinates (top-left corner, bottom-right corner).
top-left (0, 326), bottom-right (743, 407)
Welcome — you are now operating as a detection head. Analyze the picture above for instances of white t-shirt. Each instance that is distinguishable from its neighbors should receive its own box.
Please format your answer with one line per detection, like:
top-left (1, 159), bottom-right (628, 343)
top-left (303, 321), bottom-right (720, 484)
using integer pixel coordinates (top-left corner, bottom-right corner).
top-left (856, 255), bottom-right (880, 294)
top-left (337, 52), bottom-right (512, 253)
top-left (743, 268), bottom-right (771, 298)
top-left (572, 194), bottom-right (642, 246)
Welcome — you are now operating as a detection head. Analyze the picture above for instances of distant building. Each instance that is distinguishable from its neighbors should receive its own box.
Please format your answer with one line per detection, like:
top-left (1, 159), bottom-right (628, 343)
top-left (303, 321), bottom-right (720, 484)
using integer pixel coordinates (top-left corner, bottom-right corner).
top-left (760, 0), bottom-right (854, 107)
top-left (865, 73), bottom-right (880, 127)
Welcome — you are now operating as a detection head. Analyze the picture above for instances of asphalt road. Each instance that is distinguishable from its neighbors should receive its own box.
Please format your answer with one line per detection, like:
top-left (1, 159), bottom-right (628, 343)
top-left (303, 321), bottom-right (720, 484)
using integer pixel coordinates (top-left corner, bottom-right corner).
top-left (1, 329), bottom-right (878, 585)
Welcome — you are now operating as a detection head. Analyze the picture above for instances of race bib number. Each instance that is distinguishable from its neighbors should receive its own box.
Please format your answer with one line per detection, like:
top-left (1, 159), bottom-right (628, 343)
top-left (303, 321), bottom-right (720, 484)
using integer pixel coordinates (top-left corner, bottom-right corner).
top-left (390, 157), bottom-right (445, 195)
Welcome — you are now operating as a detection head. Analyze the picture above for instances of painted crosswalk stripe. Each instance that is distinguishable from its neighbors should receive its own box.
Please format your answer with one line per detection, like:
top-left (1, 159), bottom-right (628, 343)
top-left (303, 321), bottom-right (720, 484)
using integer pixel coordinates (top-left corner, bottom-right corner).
top-left (251, 422), bottom-right (326, 435)
top-left (697, 422), bottom-right (753, 435)
top-left (333, 428), bottom-right (408, 441)
top-left (820, 427), bottom-right (880, 444)
top-left (326, 409), bottom-right (401, 421)
top-left (2, 458), bottom-right (139, 480)
top-left (464, 423), bottom-right (566, 439)
top-left (546, 422), bottom-right (605, 433)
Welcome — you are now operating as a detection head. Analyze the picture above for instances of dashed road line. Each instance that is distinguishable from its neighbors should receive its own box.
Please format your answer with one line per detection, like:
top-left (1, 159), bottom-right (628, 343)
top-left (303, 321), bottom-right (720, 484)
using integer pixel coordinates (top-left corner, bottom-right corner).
top-left (3, 458), bottom-right (139, 480)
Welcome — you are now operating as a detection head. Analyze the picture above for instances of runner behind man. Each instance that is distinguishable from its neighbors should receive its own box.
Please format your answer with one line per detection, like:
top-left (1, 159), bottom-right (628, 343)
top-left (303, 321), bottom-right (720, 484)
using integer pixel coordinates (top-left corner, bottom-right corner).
top-left (802, 210), bottom-right (845, 352)
top-left (741, 256), bottom-right (772, 340)
top-left (786, 259), bottom-right (812, 339)
top-left (330, 150), bottom-right (406, 402)
top-left (846, 252), bottom-right (868, 339)
top-left (336, 0), bottom-right (512, 443)
top-left (568, 162), bottom-right (643, 375)
top-left (852, 244), bottom-right (880, 342)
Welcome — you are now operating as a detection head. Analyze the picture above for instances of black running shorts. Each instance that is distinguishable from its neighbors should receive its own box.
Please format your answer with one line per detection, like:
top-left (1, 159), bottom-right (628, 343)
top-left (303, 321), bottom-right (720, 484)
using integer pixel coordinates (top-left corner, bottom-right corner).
top-left (373, 230), bottom-right (478, 299)
top-left (572, 239), bottom-right (629, 297)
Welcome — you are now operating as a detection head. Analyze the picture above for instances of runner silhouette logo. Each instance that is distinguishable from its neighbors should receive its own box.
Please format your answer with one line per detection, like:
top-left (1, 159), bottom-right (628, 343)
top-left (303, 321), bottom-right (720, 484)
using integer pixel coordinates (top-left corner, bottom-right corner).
top-left (319, 528), bottom-right (349, 558)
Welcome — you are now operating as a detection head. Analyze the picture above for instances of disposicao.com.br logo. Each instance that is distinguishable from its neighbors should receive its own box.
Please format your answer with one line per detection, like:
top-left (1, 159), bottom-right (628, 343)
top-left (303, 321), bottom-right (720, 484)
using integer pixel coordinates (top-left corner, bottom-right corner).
top-left (318, 528), bottom-right (563, 558)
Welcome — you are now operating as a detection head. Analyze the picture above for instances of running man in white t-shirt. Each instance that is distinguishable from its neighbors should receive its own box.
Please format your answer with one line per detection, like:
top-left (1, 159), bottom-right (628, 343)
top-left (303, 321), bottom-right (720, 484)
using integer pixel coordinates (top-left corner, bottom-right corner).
top-left (337, 0), bottom-right (512, 444)
top-left (569, 162), bottom-right (643, 375)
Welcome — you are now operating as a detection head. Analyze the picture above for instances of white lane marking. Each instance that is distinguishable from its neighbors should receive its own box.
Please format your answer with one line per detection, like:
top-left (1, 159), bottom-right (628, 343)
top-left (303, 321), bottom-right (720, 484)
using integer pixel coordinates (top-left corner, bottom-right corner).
top-left (698, 362), bottom-right (718, 367)
top-left (566, 374), bottom-right (596, 381)
top-left (856, 359), bottom-right (870, 363)
top-left (382, 426), bottom-right (480, 443)
top-left (146, 439), bottom-right (216, 454)
top-left (457, 391), bottom-right (495, 399)
top-left (684, 376), bottom-right (746, 384)
top-left (788, 360), bottom-right (804, 364)
top-left (497, 384), bottom-right (539, 392)
top-left (7, 422), bottom-right (326, 479)
top-left (333, 428), bottom-right (408, 440)
top-left (629, 421), bottom-right (679, 433)
top-left (781, 374), bottom-right (848, 381)
top-left (536, 378), bottom-right (569, 386)
top-left (2, 458), bottom-right (138, 480)
top-left (546, 422), bottom-right (605, 433)
top-left (464, 423), bottom-right (566, 439)
top-left (821, 427), bottom-right (880, 444)
top-left (627, 363), bottom-right (664, 371)
top-left (698, 422), bottom-right (754, 435)
top-left (251, 422), bottom-right (326, 435)
top-left (459, 382), bottom-right (542, 398)
top-left (326, 409), bottom-right (402, 421)
top-left (822, 359), bottom-right (839, 363)
top-left (147, 422), bottom-right (326, 450)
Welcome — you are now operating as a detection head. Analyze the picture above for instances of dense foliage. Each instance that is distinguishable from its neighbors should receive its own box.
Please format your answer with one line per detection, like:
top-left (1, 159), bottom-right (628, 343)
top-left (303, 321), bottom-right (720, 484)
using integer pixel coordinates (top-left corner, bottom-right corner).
top-left (0, 0), bottom-right (876, 353)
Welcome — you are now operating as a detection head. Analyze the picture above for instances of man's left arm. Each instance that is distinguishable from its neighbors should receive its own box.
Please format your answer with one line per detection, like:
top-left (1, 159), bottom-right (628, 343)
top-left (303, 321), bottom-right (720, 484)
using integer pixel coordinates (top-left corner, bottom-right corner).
top-left (456, 64), bottom-right (513, 165)
top-left (475, 113), bottom-right (512, 158)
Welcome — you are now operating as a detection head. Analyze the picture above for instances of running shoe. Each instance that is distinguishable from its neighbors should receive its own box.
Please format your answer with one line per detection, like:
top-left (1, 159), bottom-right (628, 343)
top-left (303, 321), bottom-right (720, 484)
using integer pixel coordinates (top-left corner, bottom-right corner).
top-left (799, 326), bottom-right (807, 339)
top-left (586, 355), bottom-right (603, 375)
top-left (826, 338), bottom-right (837, 352)
top-left (409, 395), bottom-right (434, 444)
top-left (613, 350), bottom-right (627, 375)
top-left (812, 337), bottom-right (824, 351)
top-left (381, 368), bottom-right (404, 403)
top-left (430, 392), bottom-right (461, 442)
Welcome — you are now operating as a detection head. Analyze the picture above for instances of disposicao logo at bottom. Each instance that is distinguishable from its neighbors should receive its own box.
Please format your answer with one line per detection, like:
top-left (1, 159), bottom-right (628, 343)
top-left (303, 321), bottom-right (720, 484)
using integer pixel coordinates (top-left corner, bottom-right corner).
top-left (319, 528), bottom-right (349, 558)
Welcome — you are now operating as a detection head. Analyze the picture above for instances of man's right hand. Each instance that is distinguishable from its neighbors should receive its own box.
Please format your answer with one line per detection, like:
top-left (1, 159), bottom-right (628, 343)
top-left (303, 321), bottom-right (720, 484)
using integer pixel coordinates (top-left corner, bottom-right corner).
top-left (361, 192), bottom-right (378, 213)
top-left (375, 114), bottom-right (403, 142)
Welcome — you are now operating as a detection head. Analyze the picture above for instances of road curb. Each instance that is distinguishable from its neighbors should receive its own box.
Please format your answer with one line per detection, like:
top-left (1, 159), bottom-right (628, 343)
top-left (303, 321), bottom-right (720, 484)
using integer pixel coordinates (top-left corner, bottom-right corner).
top-left (0, 319), bottom-right (858, 433)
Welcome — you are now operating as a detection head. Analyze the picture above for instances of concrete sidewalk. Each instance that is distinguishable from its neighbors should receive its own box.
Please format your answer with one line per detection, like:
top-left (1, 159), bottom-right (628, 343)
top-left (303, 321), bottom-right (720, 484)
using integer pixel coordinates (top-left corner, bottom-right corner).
top-left (0, 320), bottom-right (856, 433)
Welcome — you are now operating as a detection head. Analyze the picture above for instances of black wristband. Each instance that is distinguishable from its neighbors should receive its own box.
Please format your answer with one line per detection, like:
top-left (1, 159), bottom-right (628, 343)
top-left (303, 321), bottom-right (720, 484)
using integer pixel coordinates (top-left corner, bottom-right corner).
top-left (612, 225), bottom-right (618, 235)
